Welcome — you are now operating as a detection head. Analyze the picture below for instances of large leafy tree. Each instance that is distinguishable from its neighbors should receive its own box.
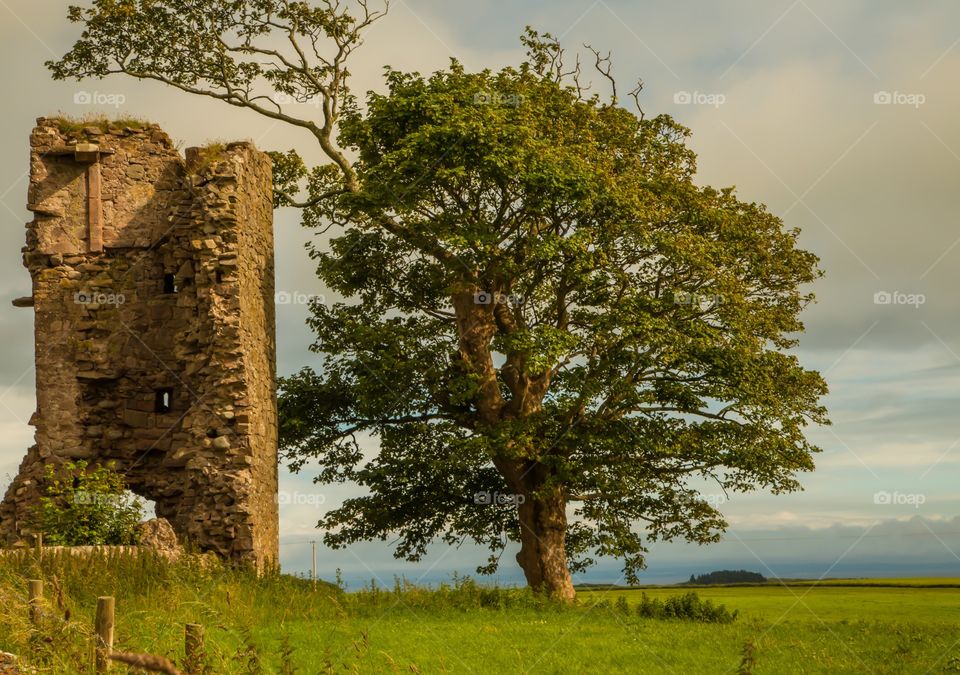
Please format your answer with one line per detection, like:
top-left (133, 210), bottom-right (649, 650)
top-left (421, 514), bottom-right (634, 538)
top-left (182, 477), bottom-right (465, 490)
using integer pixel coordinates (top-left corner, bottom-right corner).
top-left (51, 0), bottom-right (827, 599)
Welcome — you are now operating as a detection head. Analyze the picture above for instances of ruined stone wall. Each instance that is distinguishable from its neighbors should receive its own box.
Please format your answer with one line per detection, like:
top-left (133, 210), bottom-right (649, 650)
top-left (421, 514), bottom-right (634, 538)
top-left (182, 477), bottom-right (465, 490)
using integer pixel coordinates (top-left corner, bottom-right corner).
top-left (230, 151), bottom-right (280, 560)
top-left (0, 118), bottom-right (279, 566)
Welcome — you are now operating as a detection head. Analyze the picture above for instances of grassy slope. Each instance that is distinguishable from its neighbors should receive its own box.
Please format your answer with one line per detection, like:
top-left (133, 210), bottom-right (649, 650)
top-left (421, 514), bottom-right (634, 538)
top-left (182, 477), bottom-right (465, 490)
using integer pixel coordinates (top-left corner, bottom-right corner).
top-left (0, 552), bottom-right (958, 673)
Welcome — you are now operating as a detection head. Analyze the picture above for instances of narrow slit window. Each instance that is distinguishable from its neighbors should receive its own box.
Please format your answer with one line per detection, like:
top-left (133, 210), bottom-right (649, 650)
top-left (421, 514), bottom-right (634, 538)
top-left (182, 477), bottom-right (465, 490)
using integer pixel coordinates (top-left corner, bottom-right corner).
top-left (163, 273), bottom-right (177, 294)
top-left (215, 269), bottom-right (223, 283)
top-left (155, 388), bottom-right (173, 413)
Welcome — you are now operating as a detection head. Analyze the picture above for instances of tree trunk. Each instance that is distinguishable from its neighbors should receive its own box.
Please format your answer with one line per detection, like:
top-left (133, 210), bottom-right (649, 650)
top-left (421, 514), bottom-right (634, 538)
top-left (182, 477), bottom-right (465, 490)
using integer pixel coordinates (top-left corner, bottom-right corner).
top-left (450, 289), bottom-right (571, 598)
top-left (515, 487), bottom-right (575, 601)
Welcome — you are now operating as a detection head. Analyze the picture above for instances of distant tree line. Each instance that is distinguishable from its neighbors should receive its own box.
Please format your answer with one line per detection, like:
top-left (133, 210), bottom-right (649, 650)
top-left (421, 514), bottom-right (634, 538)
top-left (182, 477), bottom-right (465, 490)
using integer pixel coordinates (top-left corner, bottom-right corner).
top-left (686, 570), bottom-right (766, 585)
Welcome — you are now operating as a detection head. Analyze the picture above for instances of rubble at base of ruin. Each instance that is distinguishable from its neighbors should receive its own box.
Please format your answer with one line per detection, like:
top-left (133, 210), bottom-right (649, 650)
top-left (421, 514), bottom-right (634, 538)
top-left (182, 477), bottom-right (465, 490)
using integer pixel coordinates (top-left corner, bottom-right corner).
top-left (0, 118), bottom-right (279, 567)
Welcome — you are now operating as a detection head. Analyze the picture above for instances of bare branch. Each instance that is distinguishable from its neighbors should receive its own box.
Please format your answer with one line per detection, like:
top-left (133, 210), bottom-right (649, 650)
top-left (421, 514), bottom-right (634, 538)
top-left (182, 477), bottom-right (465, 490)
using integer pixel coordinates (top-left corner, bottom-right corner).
top-left (569, 54), bottom-right (587, 99)
top-left (629, 79), bottom-right (646, 119)
top-left (585, 44), bottom-right (616, 105)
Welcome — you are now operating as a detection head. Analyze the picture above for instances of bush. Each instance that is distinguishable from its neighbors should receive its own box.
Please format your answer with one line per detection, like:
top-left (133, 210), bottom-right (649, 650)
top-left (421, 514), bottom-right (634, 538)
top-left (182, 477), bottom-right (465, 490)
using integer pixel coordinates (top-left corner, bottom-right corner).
top-left (635, 591), bottom-right (738, 623)
top-left (29, 460), bottom-right (144, 545)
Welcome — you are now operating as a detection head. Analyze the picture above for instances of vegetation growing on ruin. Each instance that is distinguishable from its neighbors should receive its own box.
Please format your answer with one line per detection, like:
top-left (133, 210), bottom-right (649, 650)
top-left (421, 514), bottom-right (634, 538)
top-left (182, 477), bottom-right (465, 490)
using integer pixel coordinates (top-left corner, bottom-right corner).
top-left (29, 460), bottom-right (143, 546)
top-left (51, 114), bottom-right (149, 138)
top-left (187, 142), bottom-right (229, 175)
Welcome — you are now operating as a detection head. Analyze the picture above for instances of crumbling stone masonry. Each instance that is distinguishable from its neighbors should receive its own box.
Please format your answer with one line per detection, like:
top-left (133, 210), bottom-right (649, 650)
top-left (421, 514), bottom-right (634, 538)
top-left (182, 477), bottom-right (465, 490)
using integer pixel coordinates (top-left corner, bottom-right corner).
top-left (0, 118), bottom-right (279, 566)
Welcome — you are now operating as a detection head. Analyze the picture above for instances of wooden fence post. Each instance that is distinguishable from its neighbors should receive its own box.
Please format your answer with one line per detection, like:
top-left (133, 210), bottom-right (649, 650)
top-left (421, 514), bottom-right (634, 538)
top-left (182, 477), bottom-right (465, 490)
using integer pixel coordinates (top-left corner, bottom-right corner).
top-left (184, 623), bottom-right (204, 673)
top-left (28, 579), bottom-right (42, 625)
top-left (95, 596), bottom-right (115, 672)
top-left (312, 541), bottom-right (317, 591)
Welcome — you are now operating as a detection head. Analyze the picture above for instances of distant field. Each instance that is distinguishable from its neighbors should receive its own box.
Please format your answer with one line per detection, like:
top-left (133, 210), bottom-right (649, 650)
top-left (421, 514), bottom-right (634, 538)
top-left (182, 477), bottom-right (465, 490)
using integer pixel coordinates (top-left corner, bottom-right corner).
top-left (776, 577), bottom-right (960, 587)
top-left (580, 583), bottom-right (960, 624)
top-left (1, 554), bottom-right (958, 673)
top-left (581, 577), bottom-right (960, 589)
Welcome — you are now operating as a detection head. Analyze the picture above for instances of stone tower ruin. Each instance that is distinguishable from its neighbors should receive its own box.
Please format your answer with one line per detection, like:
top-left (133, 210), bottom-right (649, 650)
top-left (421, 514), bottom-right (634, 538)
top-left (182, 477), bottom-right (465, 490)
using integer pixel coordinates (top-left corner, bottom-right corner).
top-left (0, 118), bottom-right (279, 566)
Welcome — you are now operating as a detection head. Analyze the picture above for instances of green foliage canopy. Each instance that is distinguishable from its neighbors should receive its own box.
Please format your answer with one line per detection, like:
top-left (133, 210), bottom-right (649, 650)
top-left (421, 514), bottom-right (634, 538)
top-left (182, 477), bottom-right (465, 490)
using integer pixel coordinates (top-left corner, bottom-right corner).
top-left (277, 51), bottom-right (828, 581)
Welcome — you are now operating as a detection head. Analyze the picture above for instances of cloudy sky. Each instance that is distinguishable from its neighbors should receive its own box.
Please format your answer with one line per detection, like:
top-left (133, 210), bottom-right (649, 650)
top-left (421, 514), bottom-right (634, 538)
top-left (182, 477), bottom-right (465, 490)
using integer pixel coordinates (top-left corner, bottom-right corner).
top-left (0, 0), bottom-right (958, 586)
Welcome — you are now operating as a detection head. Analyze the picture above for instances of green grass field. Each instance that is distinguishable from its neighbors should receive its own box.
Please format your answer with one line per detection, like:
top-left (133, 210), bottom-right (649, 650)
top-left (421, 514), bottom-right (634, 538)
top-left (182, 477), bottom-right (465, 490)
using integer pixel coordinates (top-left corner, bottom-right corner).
top-left (773, 577), bottom-right (960, 588)
top-left (0, 552), bottom-right (958, 673)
